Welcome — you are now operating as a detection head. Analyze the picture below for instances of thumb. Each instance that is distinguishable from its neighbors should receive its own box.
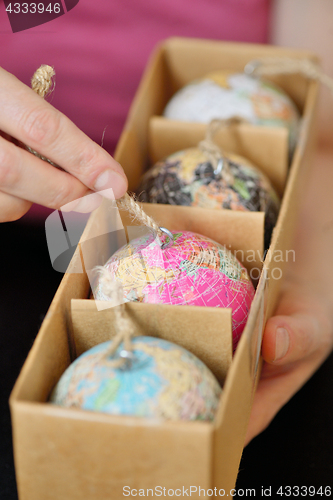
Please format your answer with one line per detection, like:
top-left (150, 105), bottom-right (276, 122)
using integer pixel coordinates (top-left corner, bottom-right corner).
top-left (262, 313), bottom-right (324, 364)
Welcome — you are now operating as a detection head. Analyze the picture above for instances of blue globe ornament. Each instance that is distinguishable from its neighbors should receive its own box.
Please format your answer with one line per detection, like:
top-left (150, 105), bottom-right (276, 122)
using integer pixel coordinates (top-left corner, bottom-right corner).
top-left (50, 336), bottom-right (222, 422)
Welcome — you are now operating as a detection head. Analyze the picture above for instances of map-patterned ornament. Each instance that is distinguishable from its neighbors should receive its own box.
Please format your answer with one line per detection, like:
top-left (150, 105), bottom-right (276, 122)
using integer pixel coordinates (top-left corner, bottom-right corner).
top-left (137, 148), bottom-right (280, 249)
top-left (50, 336), bottom-right (222, 422)
top-left (93, 230), bottom-right (255, 348)
top-left (163, 71), bottom-right (300, 155)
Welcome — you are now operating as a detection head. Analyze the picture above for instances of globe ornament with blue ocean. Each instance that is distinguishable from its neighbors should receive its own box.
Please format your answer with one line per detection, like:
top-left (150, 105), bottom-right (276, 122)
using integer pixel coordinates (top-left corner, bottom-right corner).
top-left (50, 336), bottom-right (222, 421)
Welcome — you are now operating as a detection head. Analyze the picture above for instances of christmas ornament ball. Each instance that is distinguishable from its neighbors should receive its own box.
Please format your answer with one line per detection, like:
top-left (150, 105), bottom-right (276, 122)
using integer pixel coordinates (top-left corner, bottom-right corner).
top-left (163, 71), bottom-right (300, 154)
top-left (50, 336), bottom-right (222, 421)
top-left (137, 148), bottom-right (280, 249)
top-left (93, 230), bottom-right (255, 348)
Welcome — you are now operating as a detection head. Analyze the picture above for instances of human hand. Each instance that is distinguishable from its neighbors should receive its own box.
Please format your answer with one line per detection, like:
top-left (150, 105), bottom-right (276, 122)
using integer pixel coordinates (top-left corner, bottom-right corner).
top-left (245, 147), bottom-right (333, 445)
top-left (0, 67), bottom-right (128, 222)
top-left (245, 278), bottom-right (333, 445)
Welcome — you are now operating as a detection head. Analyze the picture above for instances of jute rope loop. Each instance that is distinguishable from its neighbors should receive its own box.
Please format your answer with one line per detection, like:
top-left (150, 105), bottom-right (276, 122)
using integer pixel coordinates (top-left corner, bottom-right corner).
top-left (198, 117), bottom-right (247, 184)
top-left (95, 267), bottom-right (137, 368)
top-left (199, 117), bottom-right (269, 210)
top-left (244, 57), bottom-right (333, 96)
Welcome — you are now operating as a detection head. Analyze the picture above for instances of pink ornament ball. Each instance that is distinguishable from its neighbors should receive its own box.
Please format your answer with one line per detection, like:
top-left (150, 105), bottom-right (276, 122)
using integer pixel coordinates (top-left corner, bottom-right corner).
top-left (93, 230), bottom-right (255, 349)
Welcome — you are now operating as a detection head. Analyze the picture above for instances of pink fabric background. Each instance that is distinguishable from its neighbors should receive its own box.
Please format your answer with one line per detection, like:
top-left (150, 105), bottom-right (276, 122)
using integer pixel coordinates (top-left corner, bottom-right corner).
top-left (0, 0), bottom-right (270, 219)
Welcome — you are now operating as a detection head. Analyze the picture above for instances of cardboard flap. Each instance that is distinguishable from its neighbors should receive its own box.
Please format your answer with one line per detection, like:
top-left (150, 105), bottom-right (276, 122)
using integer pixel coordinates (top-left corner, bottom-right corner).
top-left (162, 37), bottom-right (318, 109)
top-left (148, 116), bottom-right (288, 195)
top-left (71, 299), bottom-right (233, 383)
top-left (114, 127), bottom-right (147, 192)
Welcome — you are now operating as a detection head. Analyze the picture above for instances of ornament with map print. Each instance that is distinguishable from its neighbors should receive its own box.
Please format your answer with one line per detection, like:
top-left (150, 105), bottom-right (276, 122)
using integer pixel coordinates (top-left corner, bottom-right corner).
top-left (93, 231), bottom-right (255, 348)
top-left (163, 71), bottom-right (300, 155)
top-left (137, 147), bottom-right (280, 249)
top-left (50, 336), bottom-right (222, 421)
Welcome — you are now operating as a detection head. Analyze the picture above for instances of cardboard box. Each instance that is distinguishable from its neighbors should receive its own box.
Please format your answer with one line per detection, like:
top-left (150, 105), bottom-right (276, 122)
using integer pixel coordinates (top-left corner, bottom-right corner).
top-left (10, 38), bottom-right (319, 499)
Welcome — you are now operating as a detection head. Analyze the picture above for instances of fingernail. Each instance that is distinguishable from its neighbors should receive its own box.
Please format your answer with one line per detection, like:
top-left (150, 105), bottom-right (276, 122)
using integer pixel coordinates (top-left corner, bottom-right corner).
top-left (274, 327), bottom-right (290, 361)
top-left (94, 169), bottom-right (128, 199)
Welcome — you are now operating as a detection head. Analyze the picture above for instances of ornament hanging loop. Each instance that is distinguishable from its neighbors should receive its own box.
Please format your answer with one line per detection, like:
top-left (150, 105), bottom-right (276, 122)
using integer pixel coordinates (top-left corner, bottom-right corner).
top-left (94, 267), bottom-right (138, 369)
top-left (119, 349), bottom-right (137, 369)
top-left (159, 227), bottom-right (174, 250)
top-left (244, 57), bottom-right (333, 97)
top-left (199, 117), bottom-right (247, 183)
top-left (244, 59), bottom-right (263, 77)
top-left (117, 193), bottom-right (174, 249)
top-left (213, 157), bottom-right (225, 178)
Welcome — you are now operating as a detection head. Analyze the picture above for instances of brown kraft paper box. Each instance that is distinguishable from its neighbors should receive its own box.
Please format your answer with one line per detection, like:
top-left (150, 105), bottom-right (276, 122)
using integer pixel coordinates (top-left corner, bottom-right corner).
top-left (10, 38), bottom-right (319, 499)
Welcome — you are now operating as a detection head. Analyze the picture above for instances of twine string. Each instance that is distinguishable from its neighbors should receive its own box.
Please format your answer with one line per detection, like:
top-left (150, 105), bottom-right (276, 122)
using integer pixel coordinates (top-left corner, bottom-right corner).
top-left (244, 57), bottom-right (333, 96)
top-left (245, 57), bottom-right (333, 212)
top-left (95, 266), bottom-right (136, 368)
top-left (28, 65), bottom-right (60, 169)
top-left (29, 65), bottom-right (166, 244)
top-left (30, 65), bottom-right (170, 365)
top-left (117, 192), bottom-right (163, 240)
top-left (198, 117), bottom-right (247, 183)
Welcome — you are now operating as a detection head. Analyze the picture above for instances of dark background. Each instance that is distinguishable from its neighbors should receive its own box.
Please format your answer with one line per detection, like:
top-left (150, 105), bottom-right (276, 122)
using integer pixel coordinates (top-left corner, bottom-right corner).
top-left (1, 219), bottom-right (332, 500)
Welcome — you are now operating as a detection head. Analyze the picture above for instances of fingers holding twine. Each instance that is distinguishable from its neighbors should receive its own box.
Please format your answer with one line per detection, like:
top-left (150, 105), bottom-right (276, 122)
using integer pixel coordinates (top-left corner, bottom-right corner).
top-left (26, 64), bottom-right (60, 168)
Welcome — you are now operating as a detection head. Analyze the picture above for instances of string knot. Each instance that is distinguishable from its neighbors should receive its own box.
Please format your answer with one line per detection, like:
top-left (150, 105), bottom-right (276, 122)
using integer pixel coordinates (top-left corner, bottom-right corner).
top-left (31, 64), bottom-right (55, 98)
